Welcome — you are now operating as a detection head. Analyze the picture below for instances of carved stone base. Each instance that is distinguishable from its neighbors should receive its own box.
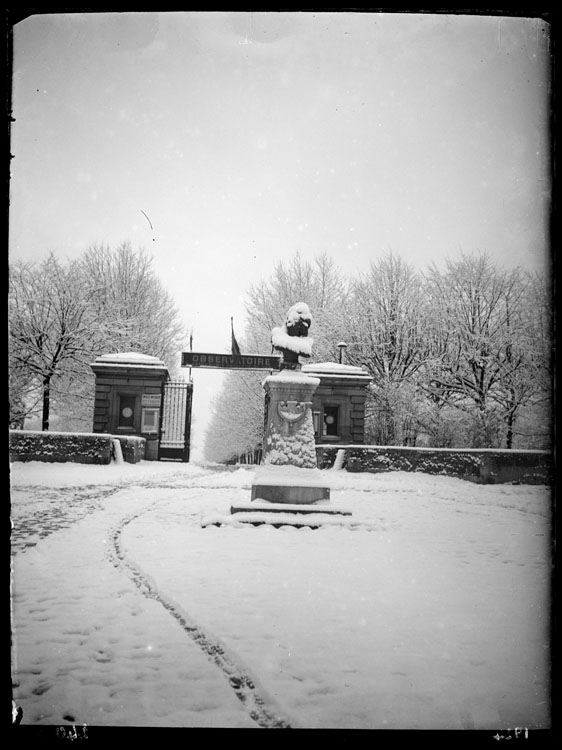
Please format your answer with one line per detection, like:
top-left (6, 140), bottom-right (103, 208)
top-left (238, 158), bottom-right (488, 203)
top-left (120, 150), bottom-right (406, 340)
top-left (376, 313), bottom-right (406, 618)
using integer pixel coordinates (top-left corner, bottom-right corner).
top-left (261, 370), bottom-right (320, 469)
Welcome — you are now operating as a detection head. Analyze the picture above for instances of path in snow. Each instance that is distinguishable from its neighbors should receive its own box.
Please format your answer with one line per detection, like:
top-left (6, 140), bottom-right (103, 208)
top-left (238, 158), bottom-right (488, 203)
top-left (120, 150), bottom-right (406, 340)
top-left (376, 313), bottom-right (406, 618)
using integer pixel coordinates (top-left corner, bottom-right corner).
top-left (11, 468), bottom-right (292, 728)
top-left (107, 493), bottom-right (292, 728)
top-left (10, 485), bottom-right (121, 554)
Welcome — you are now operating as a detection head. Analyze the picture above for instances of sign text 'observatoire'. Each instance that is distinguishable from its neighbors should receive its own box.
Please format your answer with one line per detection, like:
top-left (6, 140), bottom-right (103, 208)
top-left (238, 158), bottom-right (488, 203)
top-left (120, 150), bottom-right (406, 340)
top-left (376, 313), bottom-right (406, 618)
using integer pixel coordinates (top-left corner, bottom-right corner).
top-left (181, 352), bottom-right (281, 370)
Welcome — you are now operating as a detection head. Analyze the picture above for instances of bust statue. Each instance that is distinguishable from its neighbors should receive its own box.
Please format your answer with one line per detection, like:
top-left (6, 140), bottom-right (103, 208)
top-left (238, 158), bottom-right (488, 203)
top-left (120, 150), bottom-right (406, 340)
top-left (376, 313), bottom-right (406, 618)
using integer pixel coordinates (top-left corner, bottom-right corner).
top-left (271, 302), bottom-right (313, 369)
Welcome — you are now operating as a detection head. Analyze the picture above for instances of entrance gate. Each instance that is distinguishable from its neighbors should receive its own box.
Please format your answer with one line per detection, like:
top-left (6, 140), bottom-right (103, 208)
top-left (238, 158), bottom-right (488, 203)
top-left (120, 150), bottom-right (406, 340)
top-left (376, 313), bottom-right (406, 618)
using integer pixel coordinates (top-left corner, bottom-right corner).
top-left (158, 380), bottom-right (193, 462)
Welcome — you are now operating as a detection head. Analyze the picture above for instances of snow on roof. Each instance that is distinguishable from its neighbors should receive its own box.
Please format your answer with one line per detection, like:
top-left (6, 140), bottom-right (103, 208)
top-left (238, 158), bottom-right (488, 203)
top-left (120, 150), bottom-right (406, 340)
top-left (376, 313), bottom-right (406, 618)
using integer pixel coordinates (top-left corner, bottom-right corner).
top-left (91, 352), bottom-right (167, 369)
top-left (302, 362), bottom-right (371, 378)
top-left (262, 370), bottom-right (320, 387)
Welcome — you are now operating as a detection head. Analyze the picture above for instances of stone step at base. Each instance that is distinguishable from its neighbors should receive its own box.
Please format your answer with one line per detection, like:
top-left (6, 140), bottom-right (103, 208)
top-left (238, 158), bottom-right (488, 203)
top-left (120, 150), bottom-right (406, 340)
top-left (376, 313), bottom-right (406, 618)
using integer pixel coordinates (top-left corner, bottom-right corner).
top-left (251, 484), bottom-right (330, 504)
top-left (231, 501), bottom-right (351, 516)
top-left (201, 510), bottom-right (356, 530)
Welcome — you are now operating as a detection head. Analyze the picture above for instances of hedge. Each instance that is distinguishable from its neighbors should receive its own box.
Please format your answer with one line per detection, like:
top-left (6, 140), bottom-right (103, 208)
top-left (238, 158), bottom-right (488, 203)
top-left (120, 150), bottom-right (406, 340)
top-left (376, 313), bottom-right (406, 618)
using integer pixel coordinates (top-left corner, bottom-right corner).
top-left (316, 445), bottom-right (552, 485)
top-left (9, 431), bottom-right (146, 465)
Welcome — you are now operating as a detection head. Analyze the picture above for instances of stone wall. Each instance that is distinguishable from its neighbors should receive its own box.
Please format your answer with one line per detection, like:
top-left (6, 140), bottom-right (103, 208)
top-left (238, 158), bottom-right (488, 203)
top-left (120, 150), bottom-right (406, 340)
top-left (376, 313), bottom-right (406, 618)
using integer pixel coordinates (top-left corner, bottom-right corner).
top-left (9, 431), bottom-right (145, 465)
top-left (316, 445), bottom-right (552, 485)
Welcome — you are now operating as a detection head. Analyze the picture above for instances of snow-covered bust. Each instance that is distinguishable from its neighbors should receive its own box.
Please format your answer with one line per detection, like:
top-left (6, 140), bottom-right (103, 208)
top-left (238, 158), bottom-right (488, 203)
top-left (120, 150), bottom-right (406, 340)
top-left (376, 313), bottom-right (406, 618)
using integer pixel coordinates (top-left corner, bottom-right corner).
top-left (271, 302), bottom-right (314, 368)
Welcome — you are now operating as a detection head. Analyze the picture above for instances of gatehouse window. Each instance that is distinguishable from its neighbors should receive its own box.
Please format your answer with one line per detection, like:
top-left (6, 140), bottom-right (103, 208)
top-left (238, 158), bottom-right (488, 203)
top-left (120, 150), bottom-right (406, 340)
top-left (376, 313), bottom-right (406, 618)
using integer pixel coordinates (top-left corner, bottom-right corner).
top-left (323, 405), bottom-right (339, 436)
top-left (141, 407), bottom-right (159, 434)
top-left (118, 395), bottom-right (136, 429)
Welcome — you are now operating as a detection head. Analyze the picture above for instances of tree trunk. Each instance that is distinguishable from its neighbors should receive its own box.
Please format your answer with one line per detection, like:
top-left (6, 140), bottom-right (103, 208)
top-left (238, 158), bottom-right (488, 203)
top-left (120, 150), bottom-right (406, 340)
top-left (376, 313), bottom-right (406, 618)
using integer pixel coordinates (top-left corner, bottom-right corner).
top-left (505, 400), bottom-right (517, 449)
top-left (506, 413), bottom-right (514, 449)
top-left (42, 375), bottom-right (51, 431)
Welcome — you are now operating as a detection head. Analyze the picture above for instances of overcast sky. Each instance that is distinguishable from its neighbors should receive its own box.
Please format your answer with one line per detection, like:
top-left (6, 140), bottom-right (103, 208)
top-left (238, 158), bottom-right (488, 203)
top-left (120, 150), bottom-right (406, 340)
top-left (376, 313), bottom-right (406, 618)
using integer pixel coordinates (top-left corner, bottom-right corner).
top-left (9, 11), bottom-right (552, 456)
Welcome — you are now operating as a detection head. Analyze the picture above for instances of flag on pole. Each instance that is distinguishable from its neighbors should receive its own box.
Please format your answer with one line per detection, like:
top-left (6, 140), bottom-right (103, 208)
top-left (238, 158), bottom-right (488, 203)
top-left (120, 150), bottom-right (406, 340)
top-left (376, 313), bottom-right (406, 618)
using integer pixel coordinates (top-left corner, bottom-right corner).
top-left (231, 317), bottom-right (241, 356)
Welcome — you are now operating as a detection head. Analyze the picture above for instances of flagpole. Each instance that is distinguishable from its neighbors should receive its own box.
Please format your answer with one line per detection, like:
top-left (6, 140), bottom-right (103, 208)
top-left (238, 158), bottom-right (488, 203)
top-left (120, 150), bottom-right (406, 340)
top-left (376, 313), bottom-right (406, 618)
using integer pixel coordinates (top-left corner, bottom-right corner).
top-left (231, 317), bottom-right (241, 357)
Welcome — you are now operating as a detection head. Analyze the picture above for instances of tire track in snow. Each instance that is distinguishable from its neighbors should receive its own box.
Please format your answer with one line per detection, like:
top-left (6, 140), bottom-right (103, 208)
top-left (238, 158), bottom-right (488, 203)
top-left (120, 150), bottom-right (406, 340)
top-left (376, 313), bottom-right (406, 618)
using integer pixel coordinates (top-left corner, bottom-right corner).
top-left (108, 505), bottom-right (293, 729)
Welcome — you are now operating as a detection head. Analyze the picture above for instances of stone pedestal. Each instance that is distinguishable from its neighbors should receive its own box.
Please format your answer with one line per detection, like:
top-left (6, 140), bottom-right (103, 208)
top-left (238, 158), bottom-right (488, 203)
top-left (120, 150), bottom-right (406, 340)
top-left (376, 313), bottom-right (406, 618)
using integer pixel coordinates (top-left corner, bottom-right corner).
top-left (262, 370), bottom-right (320, 470)
top-left (251, 465), bottom-right (330, 504)
top-left (247, 369), bottom-right (332, 509)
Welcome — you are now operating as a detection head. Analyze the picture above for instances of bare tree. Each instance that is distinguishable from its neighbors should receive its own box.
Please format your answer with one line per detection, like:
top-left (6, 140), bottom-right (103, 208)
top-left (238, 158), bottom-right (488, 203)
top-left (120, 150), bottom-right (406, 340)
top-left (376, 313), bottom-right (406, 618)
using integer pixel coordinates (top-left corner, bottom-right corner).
top-left (9, 254), bottom-right (94, 430)
top-left (423, 253), bottom-right (546, 448)
top-left (78, 242), bottom-right (185, 371)
top-left (344, 252), bottom-right (430, 444)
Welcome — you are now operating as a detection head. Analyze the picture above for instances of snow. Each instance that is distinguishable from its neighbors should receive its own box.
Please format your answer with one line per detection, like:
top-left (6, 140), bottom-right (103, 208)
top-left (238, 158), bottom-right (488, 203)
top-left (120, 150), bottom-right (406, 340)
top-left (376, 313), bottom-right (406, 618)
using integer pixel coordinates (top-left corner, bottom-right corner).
top-left (262, 417), bottom-right (318, 469)
top-left (111, 438), bottom-right (124, 465)
top-left (263, 370), bottom-right (320, 386)
top-left (271, 328), bottom-right (314, 356)
top-left (90, 352), bottom-right (168, 370)
top-left (285, 302), bottom-right (311, 325)
top-left (10, 429), bottom-right (106, 438)
top-left (10, 460), bottom-right (551, 730)
top-left (332, 448), bottom-right (347, 470)
top-left (93, 352), bottom-right (166, 365)
top-left (252, 465), bottom-right (328, 487)
top-left (320, 444), bottom-right (550, 455)
top-left (303, 362), bottom-right (370, 377)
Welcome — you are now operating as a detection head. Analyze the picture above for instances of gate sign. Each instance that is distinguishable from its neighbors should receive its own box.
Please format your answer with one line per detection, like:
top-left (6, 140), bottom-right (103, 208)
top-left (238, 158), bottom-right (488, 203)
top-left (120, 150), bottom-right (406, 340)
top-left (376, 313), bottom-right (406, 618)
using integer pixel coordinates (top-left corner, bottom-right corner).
top-left (142, 393), bottom-right (161, 407)
top-left (182, 352), bottom-right (281, 370)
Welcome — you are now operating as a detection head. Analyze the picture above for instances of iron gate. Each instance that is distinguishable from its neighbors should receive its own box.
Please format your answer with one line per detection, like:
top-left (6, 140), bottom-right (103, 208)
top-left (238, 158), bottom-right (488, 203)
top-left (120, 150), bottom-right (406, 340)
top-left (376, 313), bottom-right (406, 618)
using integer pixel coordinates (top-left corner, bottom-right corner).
top-left (158, 380), bottom-right (193, 462)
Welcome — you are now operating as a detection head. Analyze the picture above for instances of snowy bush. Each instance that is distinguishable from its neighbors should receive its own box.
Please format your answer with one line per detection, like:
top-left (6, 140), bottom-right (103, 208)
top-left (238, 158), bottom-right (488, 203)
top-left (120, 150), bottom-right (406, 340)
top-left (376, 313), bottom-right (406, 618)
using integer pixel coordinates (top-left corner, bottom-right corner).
top-left (316, 445), bottom-right (552, 485)
top-left (9, 430), bottom-right (146, 465)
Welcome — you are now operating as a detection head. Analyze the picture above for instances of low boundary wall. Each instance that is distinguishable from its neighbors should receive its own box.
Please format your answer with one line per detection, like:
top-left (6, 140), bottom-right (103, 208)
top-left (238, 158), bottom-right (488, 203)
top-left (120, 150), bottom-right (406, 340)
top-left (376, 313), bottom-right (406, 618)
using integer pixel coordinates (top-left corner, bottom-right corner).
top-left (316, 445), bottom-right (552, 485)
top-left (9, 430), bottom-right (146, 465)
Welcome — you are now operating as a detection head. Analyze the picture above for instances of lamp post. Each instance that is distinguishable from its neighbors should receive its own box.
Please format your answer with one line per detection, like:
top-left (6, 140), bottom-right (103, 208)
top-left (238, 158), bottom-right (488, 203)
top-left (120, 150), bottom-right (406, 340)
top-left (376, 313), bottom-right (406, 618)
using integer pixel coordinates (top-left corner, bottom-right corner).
top-left (337, 341), bottom-right (348, 364)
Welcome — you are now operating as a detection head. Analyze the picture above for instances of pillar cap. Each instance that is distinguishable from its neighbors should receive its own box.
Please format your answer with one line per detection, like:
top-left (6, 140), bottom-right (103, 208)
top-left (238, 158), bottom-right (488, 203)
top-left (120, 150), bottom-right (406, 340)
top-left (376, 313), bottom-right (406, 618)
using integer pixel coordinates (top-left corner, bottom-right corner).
top-left (90, 352), bottom-right (169, 378)
top-left (91, 352), bottom-right (166, 368)
top-left (302, 362), bottom-right (371, 380)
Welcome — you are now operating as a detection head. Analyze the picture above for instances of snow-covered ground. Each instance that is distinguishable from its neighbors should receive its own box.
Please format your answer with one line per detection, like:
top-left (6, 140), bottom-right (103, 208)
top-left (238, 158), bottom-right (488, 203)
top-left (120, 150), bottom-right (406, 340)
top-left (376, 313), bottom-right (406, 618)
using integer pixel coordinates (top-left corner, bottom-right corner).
top-left (10, 460), bottom-right (551, 731)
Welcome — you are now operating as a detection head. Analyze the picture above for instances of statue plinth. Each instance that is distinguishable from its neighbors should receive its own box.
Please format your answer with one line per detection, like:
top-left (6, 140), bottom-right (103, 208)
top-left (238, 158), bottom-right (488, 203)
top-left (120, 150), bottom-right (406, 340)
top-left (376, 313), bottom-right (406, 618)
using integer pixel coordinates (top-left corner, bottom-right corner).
top-left (246, 369), bottom-right (328, 504)
top-left (262, 370), bottom-right (319, 469)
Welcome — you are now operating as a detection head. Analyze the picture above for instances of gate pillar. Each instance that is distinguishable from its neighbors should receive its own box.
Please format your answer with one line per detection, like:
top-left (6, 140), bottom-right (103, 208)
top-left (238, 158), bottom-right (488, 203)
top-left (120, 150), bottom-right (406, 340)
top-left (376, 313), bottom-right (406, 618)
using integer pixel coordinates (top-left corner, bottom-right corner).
top-left (158, 380), bottom-right (193, 462)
